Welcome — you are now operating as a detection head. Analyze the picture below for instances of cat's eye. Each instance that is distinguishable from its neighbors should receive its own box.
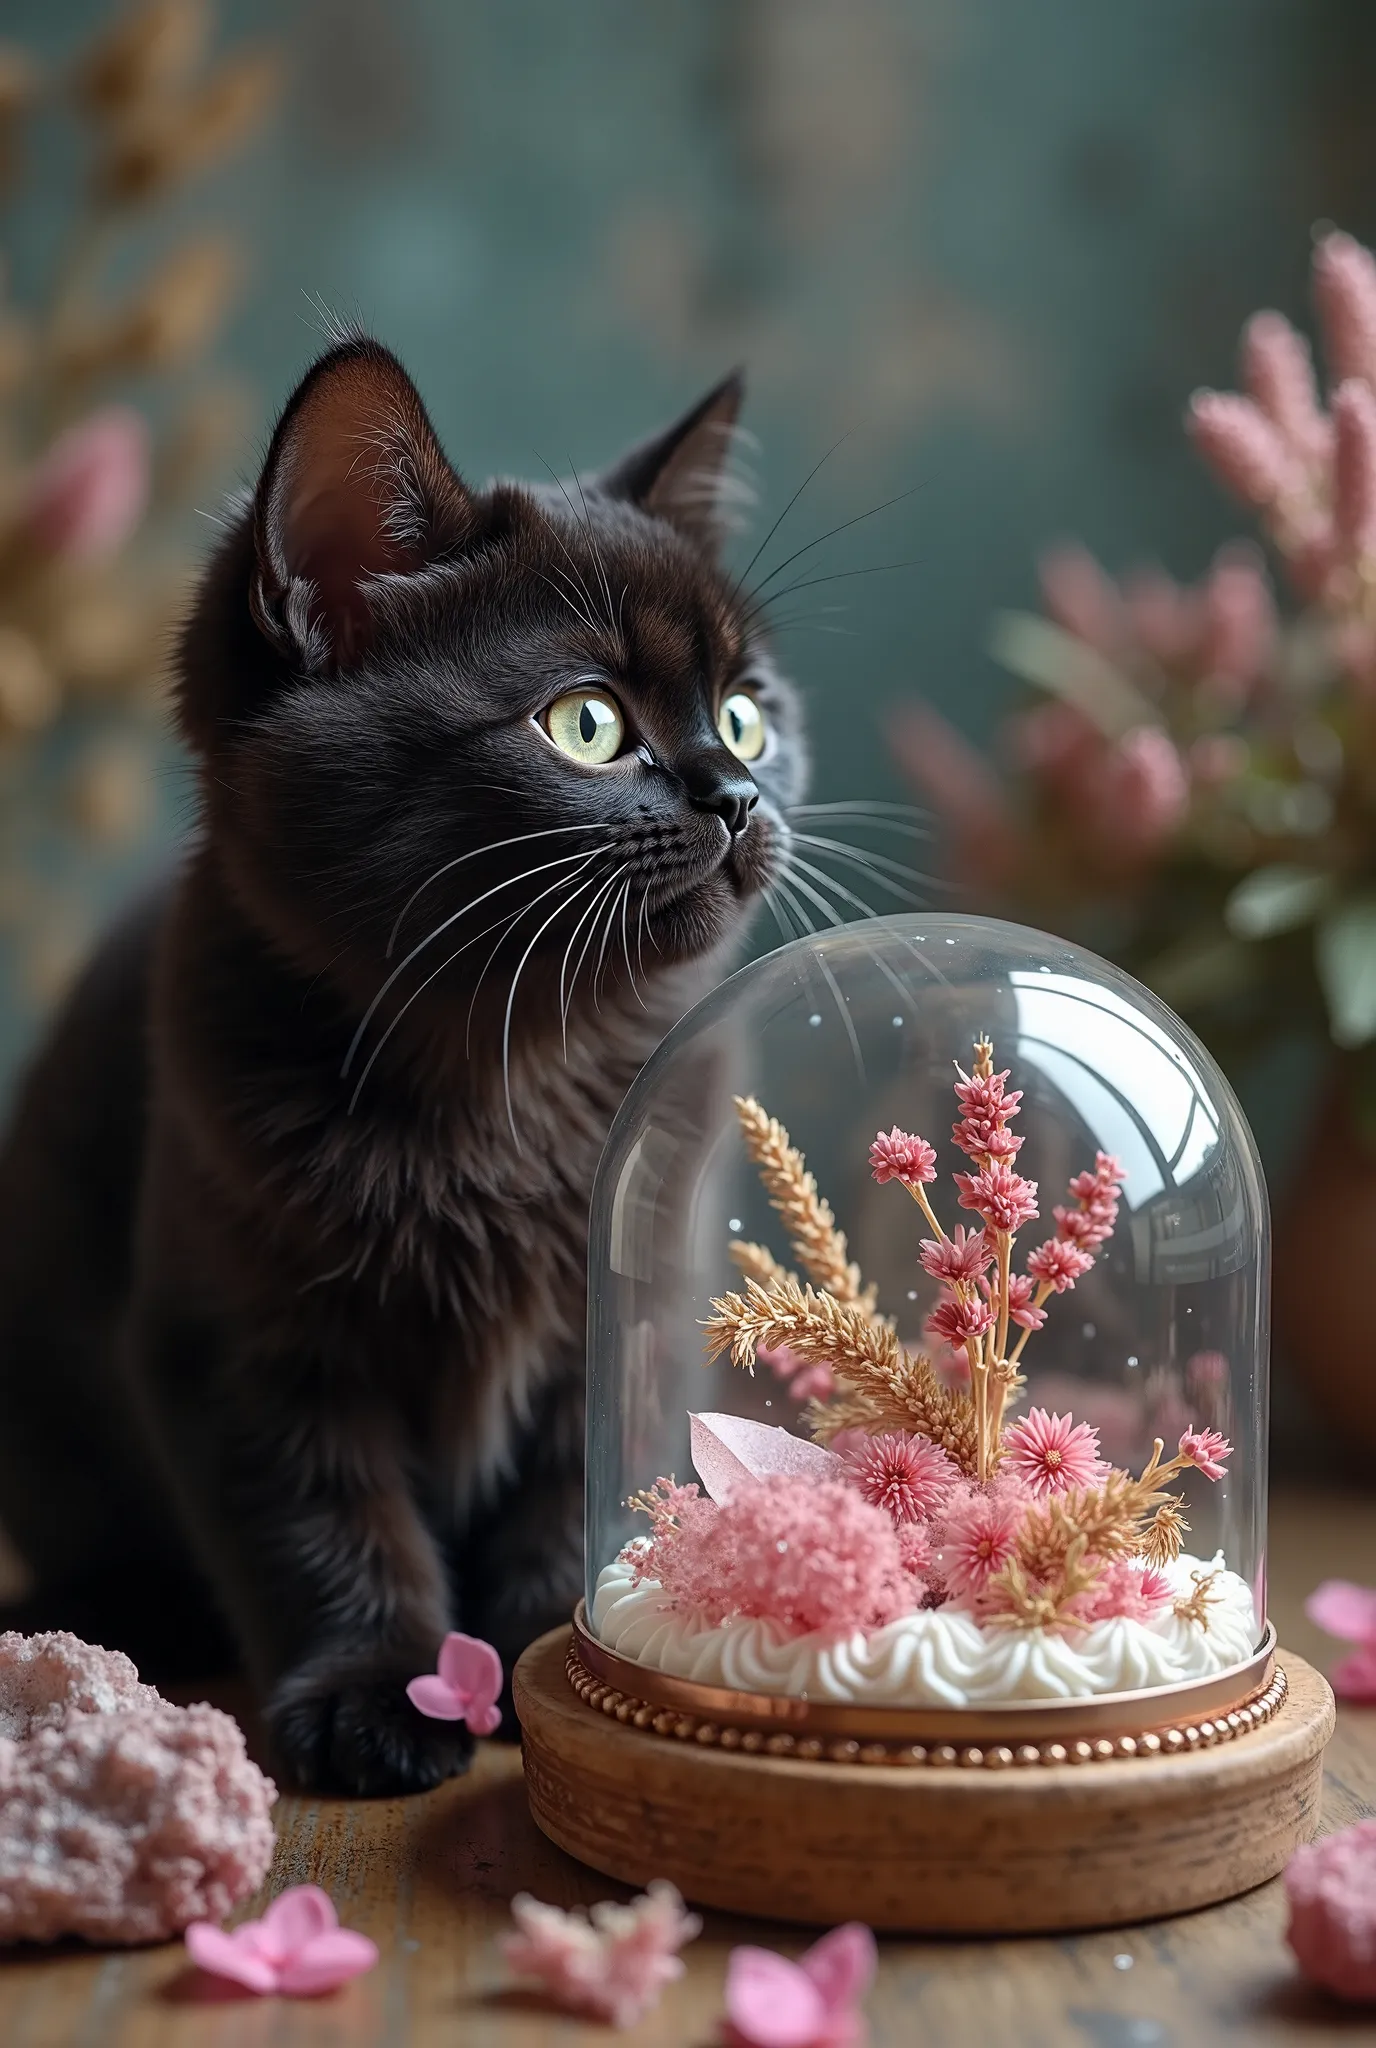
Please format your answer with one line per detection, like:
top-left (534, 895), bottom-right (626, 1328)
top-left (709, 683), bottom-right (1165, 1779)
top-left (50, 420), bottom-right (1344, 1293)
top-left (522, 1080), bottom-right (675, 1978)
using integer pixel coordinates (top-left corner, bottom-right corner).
top-left (544, 689), bottom-right (625, 765)
top-left (718, 690), bottom-right (766, 763)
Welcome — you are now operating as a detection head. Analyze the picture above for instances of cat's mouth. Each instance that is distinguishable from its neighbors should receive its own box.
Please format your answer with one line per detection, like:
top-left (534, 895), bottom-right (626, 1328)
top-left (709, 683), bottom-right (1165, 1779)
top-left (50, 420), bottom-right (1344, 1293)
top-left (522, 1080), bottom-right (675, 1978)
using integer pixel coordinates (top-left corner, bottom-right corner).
top-left (639, 808), bottom-right (778, 939)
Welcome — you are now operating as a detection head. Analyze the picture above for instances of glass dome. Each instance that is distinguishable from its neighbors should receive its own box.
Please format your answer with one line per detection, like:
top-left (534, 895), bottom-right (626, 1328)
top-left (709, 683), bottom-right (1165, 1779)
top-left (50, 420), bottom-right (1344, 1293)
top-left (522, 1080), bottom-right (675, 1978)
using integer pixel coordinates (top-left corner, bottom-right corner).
top-left (586, 915), bottom-right (1268, 1716)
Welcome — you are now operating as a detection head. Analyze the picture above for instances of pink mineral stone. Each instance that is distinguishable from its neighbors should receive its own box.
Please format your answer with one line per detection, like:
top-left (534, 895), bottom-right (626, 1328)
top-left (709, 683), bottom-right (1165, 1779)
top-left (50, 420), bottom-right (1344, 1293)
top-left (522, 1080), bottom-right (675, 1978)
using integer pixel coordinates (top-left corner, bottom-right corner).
top-left (0, 1631), bottom-right (276, 1946)
top-left (1285, 1819), bottom-right (1376, 2003)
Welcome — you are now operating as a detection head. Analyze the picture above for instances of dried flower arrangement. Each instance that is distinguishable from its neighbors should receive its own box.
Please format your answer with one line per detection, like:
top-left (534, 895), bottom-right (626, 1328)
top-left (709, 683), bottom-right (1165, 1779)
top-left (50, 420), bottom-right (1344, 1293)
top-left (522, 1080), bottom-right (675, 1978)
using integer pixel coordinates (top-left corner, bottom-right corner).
top-left (890, 228), bottom-right (1376, 1122)
top-left (0, 1), bottom-right (276, 1025)
top-left (594, 1039), bottom-right (1247, 1707)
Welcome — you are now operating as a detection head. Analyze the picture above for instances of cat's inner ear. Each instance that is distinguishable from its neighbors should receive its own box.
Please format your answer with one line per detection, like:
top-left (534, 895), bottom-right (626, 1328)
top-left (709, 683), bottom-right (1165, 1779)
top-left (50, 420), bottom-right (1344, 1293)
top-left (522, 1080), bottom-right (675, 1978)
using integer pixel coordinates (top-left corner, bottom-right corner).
top-left (253, 340), bottom-right (473, 668)
top-left (597, 370), bottom-right (745, 551)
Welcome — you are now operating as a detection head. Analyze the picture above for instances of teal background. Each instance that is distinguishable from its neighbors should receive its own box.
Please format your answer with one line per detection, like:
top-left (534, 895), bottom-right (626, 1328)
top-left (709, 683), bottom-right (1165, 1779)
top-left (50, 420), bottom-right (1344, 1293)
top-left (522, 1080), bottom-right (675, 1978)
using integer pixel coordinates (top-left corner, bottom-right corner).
top-left (4, 0), bottom-right (1376, 1112)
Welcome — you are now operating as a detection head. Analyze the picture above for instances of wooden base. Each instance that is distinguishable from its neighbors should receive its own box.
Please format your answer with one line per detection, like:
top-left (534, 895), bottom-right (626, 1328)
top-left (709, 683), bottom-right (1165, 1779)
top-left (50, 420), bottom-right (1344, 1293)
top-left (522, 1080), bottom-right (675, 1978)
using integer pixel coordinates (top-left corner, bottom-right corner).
top-left (514, 1626), bottom-right (1335, 1933)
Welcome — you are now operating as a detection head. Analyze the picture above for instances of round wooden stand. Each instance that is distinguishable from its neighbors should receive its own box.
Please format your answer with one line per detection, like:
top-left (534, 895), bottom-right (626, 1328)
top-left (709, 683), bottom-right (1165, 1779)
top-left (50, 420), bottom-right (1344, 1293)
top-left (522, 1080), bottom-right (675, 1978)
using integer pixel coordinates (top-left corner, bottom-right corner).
top-left (514, 1626), bottom-right (1335, 1933)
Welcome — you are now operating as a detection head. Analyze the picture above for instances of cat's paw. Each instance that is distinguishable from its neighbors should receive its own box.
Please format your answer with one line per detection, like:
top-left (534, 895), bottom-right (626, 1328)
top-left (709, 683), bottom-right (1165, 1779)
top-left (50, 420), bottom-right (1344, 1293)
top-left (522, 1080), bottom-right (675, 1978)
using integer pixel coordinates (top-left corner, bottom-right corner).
top-left (268, 1669), bottom-right (475, 1796)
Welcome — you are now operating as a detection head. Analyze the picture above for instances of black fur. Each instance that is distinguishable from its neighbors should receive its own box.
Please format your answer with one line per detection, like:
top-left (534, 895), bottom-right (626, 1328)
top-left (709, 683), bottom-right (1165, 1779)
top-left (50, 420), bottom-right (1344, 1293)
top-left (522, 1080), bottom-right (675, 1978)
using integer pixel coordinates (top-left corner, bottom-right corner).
top-left (0, 340), bottom-right (806, 1794)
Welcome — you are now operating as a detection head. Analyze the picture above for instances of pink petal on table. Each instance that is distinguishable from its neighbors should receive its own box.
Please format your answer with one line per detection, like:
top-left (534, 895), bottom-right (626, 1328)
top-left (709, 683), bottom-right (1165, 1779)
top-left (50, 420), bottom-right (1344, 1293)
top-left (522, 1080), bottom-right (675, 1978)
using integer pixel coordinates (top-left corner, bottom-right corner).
top-left (1332, 1642), bottom-right (1376, 1703)
top-left (437, 1632), bottom-right (503, 1704)
top-left (185, 1922), bottom-right (279, 1995)
top-left (276, 1929), bottom-right (380, 1996)
top-left (1307, 1580), bottom-right (1376, 1645)
top-left (689, 1412), bottom-right (843, 1505)
top-left (725, 1947), bottom-right (827, 2047)
top-left (257, 1885), bottom-right (338, 1959)
top-left (406, 1674), bottom-right (465, 1719)
top-left (800, 1923), bottom-right (877, 2015)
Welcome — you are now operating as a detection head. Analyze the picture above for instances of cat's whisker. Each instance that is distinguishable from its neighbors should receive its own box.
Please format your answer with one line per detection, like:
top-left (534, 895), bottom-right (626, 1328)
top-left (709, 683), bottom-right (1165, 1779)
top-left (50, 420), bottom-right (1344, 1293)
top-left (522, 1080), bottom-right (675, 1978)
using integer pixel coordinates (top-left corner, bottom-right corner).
top-left (591, 877), bottom-right (629, 1011)
top-left (534, 453), bottom-right (617, 637)
top-left (350, 844), bottom-right (611, 1079)
top-left (781, 856), bottom-right (934, 1019)
top-left (559, 865), bottom-right (626, 1051)
top-left (743, 559), bottom-right (922, 625)
top-left (743, 480), bottom-right (929, 612)
top-left (533, 566), bottom-right (601, 637)
top-left (464, 851), bottom-right (614, 1058)
top-left (389, 823), bottom-right (609, 955)
top-left (501, 868), bottom-right (610, 1147)
top-left (788, 831), bottom-right (946, 898)
top-left (570, 463), bottom-right (619, 638)
top-left (731, 431), bottom-right (855, 607)
top-left (781, 851), bottom-right (886, 923)
top-left (619, 877), bottom-right (646, 1010)
top-left (635, 881), bottom-right (651, 982)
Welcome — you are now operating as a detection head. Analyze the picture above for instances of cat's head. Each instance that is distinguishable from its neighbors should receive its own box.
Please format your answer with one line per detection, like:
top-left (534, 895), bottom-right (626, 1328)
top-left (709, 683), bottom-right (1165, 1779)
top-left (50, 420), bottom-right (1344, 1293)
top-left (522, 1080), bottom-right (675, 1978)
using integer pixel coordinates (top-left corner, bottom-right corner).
top-left (179, 338), bottom-right (805, 1064)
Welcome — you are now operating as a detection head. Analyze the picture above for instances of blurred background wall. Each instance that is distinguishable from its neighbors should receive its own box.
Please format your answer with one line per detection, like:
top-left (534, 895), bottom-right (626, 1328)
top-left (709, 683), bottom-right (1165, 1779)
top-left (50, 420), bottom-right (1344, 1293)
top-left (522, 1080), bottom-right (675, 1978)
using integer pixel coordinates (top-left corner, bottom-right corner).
top-left (2, 0), bottom-right (1374, 1125)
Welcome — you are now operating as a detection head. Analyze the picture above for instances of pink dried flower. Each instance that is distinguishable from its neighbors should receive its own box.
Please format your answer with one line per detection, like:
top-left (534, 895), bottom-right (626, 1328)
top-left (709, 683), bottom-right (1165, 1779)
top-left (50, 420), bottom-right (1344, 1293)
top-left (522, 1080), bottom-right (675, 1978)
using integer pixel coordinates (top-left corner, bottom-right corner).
top-left (725, 1923), bottom-right (877, 2048)
top-left (1199, 542), bottom-right (1279, 686)
top-left (1038, 542), bottom-right (1124, 655)
top-left (1285, 1818), bottom-right (1376, 2003)
top-left (997, 1271), bottom-right (1047, 1331)
top-left (1074, 1561), bottom-right (1174, 1626)
top-left (888, 701), bottom-right (1020, 892)
top-left (186, 1886), bottom-right (377, 1998)
top-left (919, 1225), bottom-right (991, 1284)
top-left (1242, 310), bottom-right (1332, 465)
top-left (1332, 379), bottom-right (1376, 561)
top-left (927, 1292), bottom-right (995, 1348)
top-left (502, 1882), bottom-right (701, 2028)
top-left (1177, 1426), bottom-right (1232, 1481)
top-left (1306, 1580), bottom-right (1376, 1703)
top-left (643, 1476), bottom-right (923, 1634)
top-left (844, 1432), bottom-right (960, 1525)
top-left (1314, 230), bottom-right (1376, 388)
top-left (1187, 389), bottom-right (1298, 509)
top-left (896, 1521), bottom-right (935, 1592)
top-left (405, 1632), bottom-right (502, 1734)
top-left (938, 1490), bottom-right (1024, 1604)
top-left (954, 1163), bottom-right (1039, 1234)
top-left (976, 1124), bottom-right (1025, 1160)
top-left (868, 1126), bottom-right (936, 1187)
top-left (1025, 1237), bottom-right (1094, 1291)
top-left (24, 407), bottom-right (151, 563)
top-left (1094, 726), bottom-right (1189, 858)
top-left (1003, 1408), bottom-right (1102, 1498)
top-left (952, 1069), bottom-right (1022, 1123)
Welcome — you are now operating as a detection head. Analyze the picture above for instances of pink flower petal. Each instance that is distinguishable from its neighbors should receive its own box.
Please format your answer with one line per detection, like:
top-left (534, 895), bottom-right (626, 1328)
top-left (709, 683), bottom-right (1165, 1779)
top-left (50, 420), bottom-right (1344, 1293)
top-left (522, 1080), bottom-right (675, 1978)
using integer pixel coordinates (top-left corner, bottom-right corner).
top-left (436, 1632), bottom-right (503, 1704)
top-left (1306, 1580), bottom-right (1376, 1646)
top-left (800, 1923), bottom-right (876, 2015)
top-left (1332, 1643), bottom-right (1376, 1704)
top-left (185, 1922), bottom-right (279, 1995)
top-left (257, 1884), bottom-right (338, 1960)
top-left (466, 1700), bottom-right (503, 1737)
top-left (406, 1674), bottom-right (465, 1719)
top-left (726, 1948), bottom-right (828, 2047)
top-left (276, 1928), bottom-right (380, 1996)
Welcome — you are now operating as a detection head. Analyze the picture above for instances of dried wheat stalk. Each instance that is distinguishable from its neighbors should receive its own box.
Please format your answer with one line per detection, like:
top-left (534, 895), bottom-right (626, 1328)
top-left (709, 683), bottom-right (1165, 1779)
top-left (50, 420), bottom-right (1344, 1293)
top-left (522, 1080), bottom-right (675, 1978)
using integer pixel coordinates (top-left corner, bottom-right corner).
top-left (731, 1095), bottom-right (870, 1305)
top-left (704, 1272), bottom-right (979, 1474)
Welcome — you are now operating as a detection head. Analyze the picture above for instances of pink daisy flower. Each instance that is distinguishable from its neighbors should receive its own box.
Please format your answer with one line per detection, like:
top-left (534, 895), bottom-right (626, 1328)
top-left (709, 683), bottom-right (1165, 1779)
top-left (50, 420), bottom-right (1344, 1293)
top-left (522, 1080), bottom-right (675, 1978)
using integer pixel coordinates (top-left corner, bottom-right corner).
top-left (954, 1163), bottom-right (1039, 1233)
top-left (984, 1270), bottom-right (1047, 1331)
top-left (869, 1127), bottom-right (937, 1187)
top-left (844, 1432), bottom-right (960, 1525)
top-left (919, 1225), bottom-right (992, 1284)
top-left (938, 1490), bottom-right (1024, 1603)
top-left (1177, 1425), bottom-right (1232, 1481)
top-left (1003, 1408), bottom-right (1102, 1497)
top-left (927, 1292), bottom-right (995, 1348)
top-left (1025, 1237), bottom-right (1094, 1291)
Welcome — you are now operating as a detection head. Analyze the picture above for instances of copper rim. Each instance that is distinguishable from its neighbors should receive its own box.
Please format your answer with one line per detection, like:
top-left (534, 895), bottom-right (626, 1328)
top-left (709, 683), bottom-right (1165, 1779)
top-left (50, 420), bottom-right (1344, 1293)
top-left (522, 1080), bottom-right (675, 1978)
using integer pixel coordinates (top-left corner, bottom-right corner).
top-left (571, 1601), bottom-right (1278, 1743)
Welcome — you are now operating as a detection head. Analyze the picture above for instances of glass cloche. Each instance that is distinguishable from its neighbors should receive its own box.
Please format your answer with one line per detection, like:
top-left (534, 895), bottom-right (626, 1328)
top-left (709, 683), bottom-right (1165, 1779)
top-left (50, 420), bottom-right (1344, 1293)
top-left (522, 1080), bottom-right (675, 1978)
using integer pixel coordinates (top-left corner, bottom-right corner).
top-left (585, 916), bottom-right (1269, 1720)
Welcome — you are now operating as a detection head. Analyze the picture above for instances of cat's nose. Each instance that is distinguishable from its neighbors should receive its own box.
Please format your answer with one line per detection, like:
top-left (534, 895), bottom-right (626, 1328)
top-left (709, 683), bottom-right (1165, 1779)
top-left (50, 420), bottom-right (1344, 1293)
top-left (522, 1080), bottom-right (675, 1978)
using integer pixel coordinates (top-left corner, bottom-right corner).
top-left (680, 752), bottom-right (759, 838)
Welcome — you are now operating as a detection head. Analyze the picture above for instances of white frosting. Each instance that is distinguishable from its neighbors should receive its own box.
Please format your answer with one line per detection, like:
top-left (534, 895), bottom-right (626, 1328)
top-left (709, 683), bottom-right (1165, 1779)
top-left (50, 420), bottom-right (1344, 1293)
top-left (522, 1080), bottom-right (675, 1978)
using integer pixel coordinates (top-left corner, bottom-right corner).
top-left (591, 1550), bottom-right (1259, 1707)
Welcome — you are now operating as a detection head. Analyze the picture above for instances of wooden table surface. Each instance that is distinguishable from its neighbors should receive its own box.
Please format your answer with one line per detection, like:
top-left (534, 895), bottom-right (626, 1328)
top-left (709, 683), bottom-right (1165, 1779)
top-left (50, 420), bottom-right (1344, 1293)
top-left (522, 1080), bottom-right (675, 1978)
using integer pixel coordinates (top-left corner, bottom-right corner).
top-left (3, 1486), bottom-right (1374, 2048)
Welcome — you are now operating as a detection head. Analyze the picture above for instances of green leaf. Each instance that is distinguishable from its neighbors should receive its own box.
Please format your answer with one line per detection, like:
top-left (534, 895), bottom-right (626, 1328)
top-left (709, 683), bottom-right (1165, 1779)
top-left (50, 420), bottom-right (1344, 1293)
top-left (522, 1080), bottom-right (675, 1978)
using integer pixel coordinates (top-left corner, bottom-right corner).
top-left (987, 611), bottom-right (1159, 740)
top-left (1316, 897), bottom-right (1376, 1048)
top-left (1224, 865), bottom-right (1334, 940)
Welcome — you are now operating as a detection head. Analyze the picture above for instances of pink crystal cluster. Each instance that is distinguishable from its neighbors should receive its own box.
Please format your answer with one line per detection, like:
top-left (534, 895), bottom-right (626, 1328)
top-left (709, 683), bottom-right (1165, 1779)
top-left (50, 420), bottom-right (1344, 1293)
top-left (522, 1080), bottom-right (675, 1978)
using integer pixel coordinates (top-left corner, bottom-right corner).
top-left (0, 1632), bottom-right (276, 1945)
top-left (501, 1881), bottom-right (701, 2028)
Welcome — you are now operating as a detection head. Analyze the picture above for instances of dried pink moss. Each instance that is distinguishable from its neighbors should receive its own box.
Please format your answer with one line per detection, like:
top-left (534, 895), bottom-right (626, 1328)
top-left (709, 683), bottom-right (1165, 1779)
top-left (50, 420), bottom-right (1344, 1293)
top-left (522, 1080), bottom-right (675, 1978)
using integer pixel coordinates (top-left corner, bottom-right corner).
top-left (0, 1632), bottom-right (276, 1945)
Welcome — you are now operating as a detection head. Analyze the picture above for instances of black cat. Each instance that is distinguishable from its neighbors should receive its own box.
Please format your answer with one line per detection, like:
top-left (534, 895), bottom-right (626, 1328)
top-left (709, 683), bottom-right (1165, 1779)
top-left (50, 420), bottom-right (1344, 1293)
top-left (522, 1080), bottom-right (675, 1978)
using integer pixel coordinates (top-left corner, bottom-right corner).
top-left (0, 338), bottom-right (808, 1795)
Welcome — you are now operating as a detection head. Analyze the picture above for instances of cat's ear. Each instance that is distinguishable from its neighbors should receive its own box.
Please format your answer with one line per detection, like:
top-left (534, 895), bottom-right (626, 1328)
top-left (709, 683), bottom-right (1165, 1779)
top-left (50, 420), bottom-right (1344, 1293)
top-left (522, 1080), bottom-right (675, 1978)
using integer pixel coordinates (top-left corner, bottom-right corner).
top-left (251, 338), bottom-right (474, 669)
top-left (597, 370), bottom-right (745, 551)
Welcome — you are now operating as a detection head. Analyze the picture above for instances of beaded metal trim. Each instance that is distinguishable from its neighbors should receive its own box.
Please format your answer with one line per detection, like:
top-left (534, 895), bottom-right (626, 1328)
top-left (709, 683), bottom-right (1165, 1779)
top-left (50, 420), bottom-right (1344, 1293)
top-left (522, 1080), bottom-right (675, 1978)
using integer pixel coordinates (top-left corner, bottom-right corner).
top-left (564, 1639), bottom-right (1289, 1768)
